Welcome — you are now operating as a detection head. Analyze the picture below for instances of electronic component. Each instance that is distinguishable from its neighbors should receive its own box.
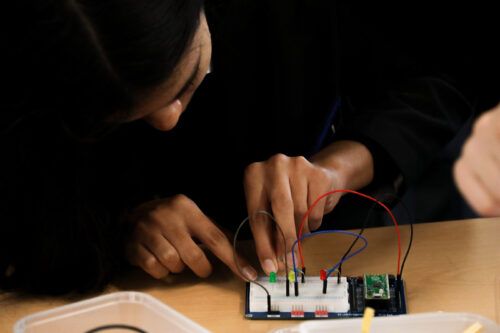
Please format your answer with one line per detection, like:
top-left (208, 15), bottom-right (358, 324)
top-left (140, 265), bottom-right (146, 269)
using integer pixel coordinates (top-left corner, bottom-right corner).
top-left (235, 190), bottom-right (413, 321)
top-left (245, 274), bottom-right (406, 319)
top-left (364, 274), bottom-right (390, 301)
top-left (248, 276), bottom-right (349, 317)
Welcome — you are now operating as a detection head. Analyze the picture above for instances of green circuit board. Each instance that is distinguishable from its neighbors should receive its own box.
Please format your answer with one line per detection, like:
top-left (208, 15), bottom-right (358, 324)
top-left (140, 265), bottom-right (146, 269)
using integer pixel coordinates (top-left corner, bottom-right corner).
top-left (363, 274), bottom-right (390, 300)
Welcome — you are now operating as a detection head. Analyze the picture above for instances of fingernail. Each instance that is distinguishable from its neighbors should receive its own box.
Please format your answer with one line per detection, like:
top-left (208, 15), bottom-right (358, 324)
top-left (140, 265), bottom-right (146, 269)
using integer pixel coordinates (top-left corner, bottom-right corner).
top-left (262, 259), bottom-right (277, 275)
top-left (242, 266), bottom-right (257, 281)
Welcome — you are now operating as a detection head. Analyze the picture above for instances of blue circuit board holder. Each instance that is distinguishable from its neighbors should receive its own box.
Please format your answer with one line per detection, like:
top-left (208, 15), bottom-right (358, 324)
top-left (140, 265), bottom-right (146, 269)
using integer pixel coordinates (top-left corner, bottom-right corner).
top-left (245, 276), bottom-right (407, 320)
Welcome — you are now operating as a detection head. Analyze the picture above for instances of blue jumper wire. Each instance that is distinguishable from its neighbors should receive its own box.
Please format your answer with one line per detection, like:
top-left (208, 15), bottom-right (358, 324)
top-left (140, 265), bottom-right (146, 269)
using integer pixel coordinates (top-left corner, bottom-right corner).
top-left (290, 230), bottom-right (368, 283)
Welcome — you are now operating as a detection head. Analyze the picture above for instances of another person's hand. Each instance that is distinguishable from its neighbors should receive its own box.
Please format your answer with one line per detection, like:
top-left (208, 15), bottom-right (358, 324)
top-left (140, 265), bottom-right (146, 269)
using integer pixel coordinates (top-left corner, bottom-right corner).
top-left (454, 103), bottom-right (500, 216)
top-left (125, 194), bottom-right (257, 280)
top-left (243, 140), bottom-right (374, 275)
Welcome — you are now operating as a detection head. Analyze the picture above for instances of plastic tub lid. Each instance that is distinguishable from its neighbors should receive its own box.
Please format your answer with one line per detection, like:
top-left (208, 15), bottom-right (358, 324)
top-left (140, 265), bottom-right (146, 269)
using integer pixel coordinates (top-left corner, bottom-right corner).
top-left (13, 291), bottom-right (210, 333)
top-left (271, 312), bottom-right (500, 333)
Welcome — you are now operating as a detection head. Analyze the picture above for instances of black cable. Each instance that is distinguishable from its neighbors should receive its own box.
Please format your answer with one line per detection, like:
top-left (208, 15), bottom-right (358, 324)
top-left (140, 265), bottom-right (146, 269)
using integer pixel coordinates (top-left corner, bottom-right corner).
top-left (232, 210), bottom-right (289, 312)
top-left (337, 201), bottom-right (378, 281)
top-left (400, 221), bottom-right (413, 277)
top-left (388, 195), bottom-right (413, 279)
top-left (85, 324), bottom-right (147, 333)
top-left (337, 193), bottom-right (414, 280)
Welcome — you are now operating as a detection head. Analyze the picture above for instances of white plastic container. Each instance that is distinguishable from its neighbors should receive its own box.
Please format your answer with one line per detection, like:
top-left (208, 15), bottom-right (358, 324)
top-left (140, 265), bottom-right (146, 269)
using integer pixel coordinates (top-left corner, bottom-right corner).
top-left (271, 312), bottom-right (500, 333)
top-left (13, 291), bottom-right (210, 333)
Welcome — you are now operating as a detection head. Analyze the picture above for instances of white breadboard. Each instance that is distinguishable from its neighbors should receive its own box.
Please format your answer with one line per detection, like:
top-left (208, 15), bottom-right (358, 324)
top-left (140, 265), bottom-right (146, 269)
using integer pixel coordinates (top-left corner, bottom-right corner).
top-left (248, 276), bottom-right (350, 313)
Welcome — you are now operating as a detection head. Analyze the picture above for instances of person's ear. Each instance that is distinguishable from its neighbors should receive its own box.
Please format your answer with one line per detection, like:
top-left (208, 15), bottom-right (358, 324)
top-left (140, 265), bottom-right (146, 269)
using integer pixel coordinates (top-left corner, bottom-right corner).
top-left (144, 99), bottom-right (183, 131)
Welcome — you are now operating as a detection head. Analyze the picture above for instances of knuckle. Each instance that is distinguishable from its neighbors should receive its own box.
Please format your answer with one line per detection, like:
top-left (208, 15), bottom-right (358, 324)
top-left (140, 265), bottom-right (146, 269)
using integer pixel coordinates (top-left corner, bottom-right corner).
top-left (170, 264), bottom-right (185, 274)
top-left (308, 210), bottom-right (323, 223)
top-left (249, 212), bottom-right (272, 227)
top-left (294, 208), bottom-right (307, 221)
top-left (325, 195), bottom-right (338, 211)
top-left (135, 221), bottom-right (150, 234)
top-left (312, 166), bottom-right (332, 184)
top-left (294, 156), bottom-right (310, 169)
top-left (474, 112), bottom-right (492, 134)
top-left (285, 235), bottom-right (298, 248)
top-left (477, 202), bottom-right (495, 217)
top-left (244, 162), bottom-right (263, 180)
top-left (318, 167), bottom-right (331, 181)
top-left (269, 153), bottom-right (289, 166)
top-left (272, 195), bottom-right (294, 209)
top-left (476, 196), bottom-right (500, 216)
top-left (133, 222), bottom-right (157, 242)
top-left (144, 256), bottom-right (157, 270)
top-left (171, 194), bottom-right (193, 209)
top-left (145, 207), bottom-right (166, 224)
top-left (204, 227), bottom-right (227, 250)
top-left (324, 201), bottom-right (335, 214)
top-left (159, 248), bottom-right (178, 265)
top-left (144, 257), bottom-right (164, 278)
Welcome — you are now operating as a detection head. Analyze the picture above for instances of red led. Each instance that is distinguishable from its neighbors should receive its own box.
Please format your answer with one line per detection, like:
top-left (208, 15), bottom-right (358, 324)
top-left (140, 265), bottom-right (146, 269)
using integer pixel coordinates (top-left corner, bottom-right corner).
top-left (320, 269), bottom-right (327, 280)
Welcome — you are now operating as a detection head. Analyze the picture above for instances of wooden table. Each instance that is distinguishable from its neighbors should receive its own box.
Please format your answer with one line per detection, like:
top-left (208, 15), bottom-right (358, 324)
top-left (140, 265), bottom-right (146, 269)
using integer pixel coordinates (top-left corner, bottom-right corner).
top-left (1, 218), bottom-right (500, 332)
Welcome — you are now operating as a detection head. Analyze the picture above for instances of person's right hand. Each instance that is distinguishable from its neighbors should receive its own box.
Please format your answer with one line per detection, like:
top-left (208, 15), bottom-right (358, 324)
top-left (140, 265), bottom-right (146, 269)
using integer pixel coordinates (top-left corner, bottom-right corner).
top-left (243, 141), bottom-right (375, 275)
top-left (125, 194), bottom-right (257, 281)
top-left (454, 103), bottom-right (500, 216)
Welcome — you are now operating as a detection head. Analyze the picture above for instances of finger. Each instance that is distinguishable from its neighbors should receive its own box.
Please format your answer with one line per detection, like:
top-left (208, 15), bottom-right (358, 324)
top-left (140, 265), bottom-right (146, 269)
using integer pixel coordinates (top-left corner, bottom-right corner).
top-left (190, 217), bottom-right (257, 281)
top-left (130, 243), bottom-right (169, 279)
top-left (133, 222), bottom-right (185, 273)
top-left (268, 174), bottom-right (298, 270)
top-left (454, 159), bottom-right (500, 216)
top-left (272, 223), bottom-right (296, 272)
top-left (289, 174), bottom-right (310, 236)
top-left (152, 234), bottom-right (185, 273)
top-left (250, 204), bottom-right (279, 275)
top-left (244, 163), bottom-right (279, 275)
top-left (171, 233), bottom-right (213, 278)
top-left (280, 176), bottom-right (308, 271)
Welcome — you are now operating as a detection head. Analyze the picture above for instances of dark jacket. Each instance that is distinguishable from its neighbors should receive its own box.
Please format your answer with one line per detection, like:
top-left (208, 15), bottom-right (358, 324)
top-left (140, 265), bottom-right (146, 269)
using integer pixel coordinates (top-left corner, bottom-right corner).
top-left (145, 1), bottom-right (475, 226)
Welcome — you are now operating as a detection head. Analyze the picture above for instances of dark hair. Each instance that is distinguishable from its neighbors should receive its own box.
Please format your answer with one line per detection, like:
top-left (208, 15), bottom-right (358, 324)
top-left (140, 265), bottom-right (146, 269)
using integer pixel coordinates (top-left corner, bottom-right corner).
top-left (1, 0), bottom-right (204, 294)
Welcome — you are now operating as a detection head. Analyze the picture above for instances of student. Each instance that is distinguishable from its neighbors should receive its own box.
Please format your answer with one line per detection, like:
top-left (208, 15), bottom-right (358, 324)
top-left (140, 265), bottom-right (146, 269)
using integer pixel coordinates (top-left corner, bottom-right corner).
top-left (1, 1), bottom-right (473, 294)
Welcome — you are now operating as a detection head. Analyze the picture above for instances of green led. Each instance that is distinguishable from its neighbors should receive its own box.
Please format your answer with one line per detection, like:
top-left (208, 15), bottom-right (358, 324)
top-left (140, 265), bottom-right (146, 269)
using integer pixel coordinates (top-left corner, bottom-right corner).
top-left (269, 272), bottom-right (276, 283)
top-left (288, 270), bottom-right (295, 283)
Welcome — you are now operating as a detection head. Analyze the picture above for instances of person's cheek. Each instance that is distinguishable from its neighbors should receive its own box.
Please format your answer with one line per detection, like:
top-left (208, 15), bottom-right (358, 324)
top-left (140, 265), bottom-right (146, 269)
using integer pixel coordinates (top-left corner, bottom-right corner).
top-left (144, 99), bottom-right (183, 131)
